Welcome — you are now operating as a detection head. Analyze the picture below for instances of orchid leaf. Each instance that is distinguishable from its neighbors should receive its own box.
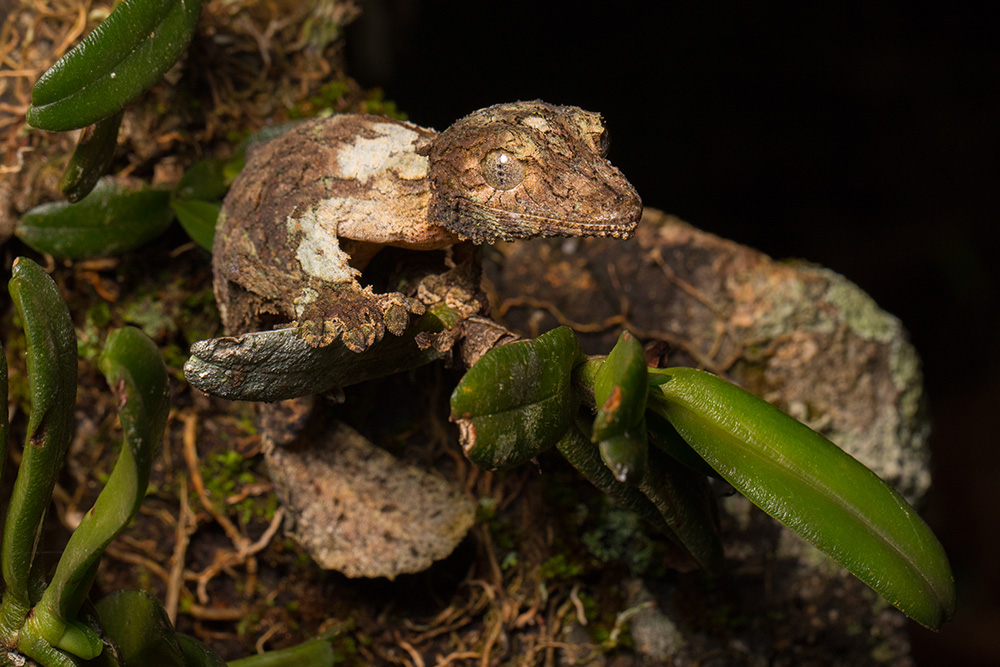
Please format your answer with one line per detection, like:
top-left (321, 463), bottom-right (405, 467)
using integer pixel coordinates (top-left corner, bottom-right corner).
top-left (30, 328), bottom-right (169, 656)
top-left (17, 177), bottom-right (173, 259)
top-left (1, 258), bottom-right (77, 625)
top-left (450, 327), bottom-right (583, 470)
top-left (60, 110), bottom-right (124, 203)
top-left (27, 0), bottom-right (203, 131)
top-left (649, 366), bottom-right (956, 629)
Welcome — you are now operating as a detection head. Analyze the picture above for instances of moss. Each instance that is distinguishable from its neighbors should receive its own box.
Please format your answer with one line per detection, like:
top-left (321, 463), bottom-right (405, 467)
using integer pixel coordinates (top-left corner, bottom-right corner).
top-left (539, 553), bottom-right (584, 580)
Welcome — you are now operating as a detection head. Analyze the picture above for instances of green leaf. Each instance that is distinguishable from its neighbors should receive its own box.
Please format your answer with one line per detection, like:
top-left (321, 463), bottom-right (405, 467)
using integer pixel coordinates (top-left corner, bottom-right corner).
top-left (634, 441), bottom-right (724, 574)
top-left (27, 0), bottom-right (203, 131)
top-left (592, 331), bottom-right (648, 441)
top-left (556, 419), bottom-right (673, 530)
top-left (450, 327), bottom-right (583, 470)
top-left (17, 177), bottom-right (173, 258)
top-left (1, 340), bottom-right (8, 490)
top-left (1, 258), bottom-right (77, 626)
top-left (170, 198), bottom-right (219, 251)
top-left (176, 635), bottom-right (226, 667)
top-left (650, 366), bottom-right (956, 629)
top-left (95, 590), bottom-right (185, 667)
top-left (174, 157), bottom-right (230, 202)
top-left (596, 422), bottom-right (648, 486)
top-left (60, 110), bottom-right (124, 203)
top-left (31, 328), bottom-right (169, 652)
top-left (225, 638), bottom-right (335, 667)
top-left (592, 331), bottom-right (649, 483)
top-left (558, 417), bottom-right (723, 573)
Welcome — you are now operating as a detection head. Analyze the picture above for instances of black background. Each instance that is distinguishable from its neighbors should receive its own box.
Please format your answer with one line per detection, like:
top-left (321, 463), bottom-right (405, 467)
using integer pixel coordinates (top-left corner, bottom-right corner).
top-left (348, 2), bottom-right (1000, 663)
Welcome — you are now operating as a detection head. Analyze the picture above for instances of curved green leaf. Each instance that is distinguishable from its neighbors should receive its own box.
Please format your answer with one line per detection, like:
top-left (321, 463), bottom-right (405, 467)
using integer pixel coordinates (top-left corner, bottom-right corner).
top-left (650, 366), bottom-right (955, 629)
top-left (558, 417), bottom-right (723, 573)
top-left (225, 638), bottom-right (335, 667)
top-left (1, 258), bottom-right (77, 625)
top-left (451, 327), bottom-right (583, 470)
top-left (176, 635), bottom-right (226, 667)
top-left (31, 327), bottom-right (169, 653)
top-left (17, 177), bottom-right (173, 258)
top-left (174, 157), bottom-right (230, 202)
top-left (170, 198), bottom-right (219, 251)
top-left (95, 590), bottom-right (185, 667)
top-left (1, 340), bottom-right (7, 488)
top-left (27, 0), bottom-right (203, 131)
top-left (60, 110), bottom-right (124, 203)
top-left (592, 331), bottom-right (649, 483)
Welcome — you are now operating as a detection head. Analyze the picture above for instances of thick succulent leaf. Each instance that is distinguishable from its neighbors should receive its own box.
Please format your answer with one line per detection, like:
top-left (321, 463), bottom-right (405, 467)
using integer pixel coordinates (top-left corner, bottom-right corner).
top-left (60, 110), bottom-right (124, 203)
top-left (173, 157), bottom-right (230, 202)
top-left (559, 417), bottom-right (723, 573)
top-left (556, 419), bottom-right (670, 530)
top-left (17, 177), bottom-right (173, 258)
top-left (27, 0), bottom-right (203, 131)
top-left (645, 409), bottom-right (720, 480)
top-left (596, 426), bottom-right (648, 485)
top-left (592, 331), bottom-right (649, 483)
top-left (94, 590), bottom-right (185, 667)
top-left (176, 635), bottom-right (226, 667)
top-left (592, 331), bottom-right (648, 441)
top-left (170, 198), bottom-right (219, 251)
top-left (32, 328), bottom-right (169, 648)
top-left (1, 341), bottom-right (7, 487)
top-left (650, 366), bottom-right (955, 629)
top-left (225, 637), bottom-right (335, 667)
top-left (635, 442), bottom-right (724, 574)
top-left (185, 322), bottom-right (447, 402)
top-left (2, 258), bottom-right (77, 613)
top-left (451, 327), bottom-right (583, 470)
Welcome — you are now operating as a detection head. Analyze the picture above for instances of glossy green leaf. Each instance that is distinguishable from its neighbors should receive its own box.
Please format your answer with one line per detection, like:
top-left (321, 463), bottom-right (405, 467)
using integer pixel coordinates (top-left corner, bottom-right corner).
top-left (592, 331), bottom-right (649, 483)
top-left (174, 157), bottom-right (230, 202)
top-left (650, 366), bottom-right (956, 629)
top-left (645, 409), bottom-right (720, 480)
top-left (592, 331), bottom-right (648, 441)
top-left (17, 177), bottom-right (173, 258)
top-left (95, 590), bottom-right (185, 667)
top-left (60, 110), bottom-right (124, 203)
top-left (634, 442), bottom-right (724, 574)
top-left (225, 637), bottom-right (335, 667)
top-left (597, 421), bottom-right (648, 486)
top-left (176, 635), bottom-right (226, 667)
top-left (1, 340), bottom-right (8, 489)
top-left (559, 417), bottom-right (723, 573)
top-left (556, 419), bottom-right (670, 530)
top-left (0, 258), bottom-right (77, 632)
top-left (451, 327), bottom-right (583, 470)
top-left (27, 0), bottom-right (203, 131)
top-left (30, 328), bottom-right (169, 654)
top-left (170, 198), bottom-right (218, 250)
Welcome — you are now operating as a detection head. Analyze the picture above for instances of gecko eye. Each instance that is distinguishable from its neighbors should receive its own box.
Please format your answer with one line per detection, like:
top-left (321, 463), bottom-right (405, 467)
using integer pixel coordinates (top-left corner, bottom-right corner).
top-left (480, 149), bottom-right (526, 191)
top-left (599, 128), bottom-right (611, 157)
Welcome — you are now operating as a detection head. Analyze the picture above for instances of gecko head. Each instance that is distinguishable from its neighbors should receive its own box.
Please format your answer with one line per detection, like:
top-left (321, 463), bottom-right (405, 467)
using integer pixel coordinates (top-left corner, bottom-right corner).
top-left (428, 101), bottom-right (643, 245)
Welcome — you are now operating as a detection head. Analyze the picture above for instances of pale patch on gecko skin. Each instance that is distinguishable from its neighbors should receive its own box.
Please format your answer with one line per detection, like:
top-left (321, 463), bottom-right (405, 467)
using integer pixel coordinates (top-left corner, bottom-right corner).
top-left (522, 115), bottom-right (552, 132)
top-left (335, 122), bottom-right (429, 184)
top-left (286, 206), bottom-right (359, 285)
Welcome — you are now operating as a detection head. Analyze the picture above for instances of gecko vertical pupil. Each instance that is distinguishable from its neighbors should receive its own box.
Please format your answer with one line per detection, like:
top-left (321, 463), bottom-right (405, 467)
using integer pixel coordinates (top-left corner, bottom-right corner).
top-left (480, 150), bottom-right (526, 190)
top-left (599, 129), bottom-right (611, 157)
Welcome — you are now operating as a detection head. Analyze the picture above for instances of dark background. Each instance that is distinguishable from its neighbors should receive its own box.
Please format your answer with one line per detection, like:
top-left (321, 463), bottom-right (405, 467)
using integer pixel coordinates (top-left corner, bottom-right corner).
top-left (348, 2), bottom-right (999, 664)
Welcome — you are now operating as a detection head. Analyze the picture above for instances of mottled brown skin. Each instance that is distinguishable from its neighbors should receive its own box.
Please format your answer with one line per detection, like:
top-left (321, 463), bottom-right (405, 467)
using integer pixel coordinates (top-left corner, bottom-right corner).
top-left (214, 101), bottom-right (642, 352)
